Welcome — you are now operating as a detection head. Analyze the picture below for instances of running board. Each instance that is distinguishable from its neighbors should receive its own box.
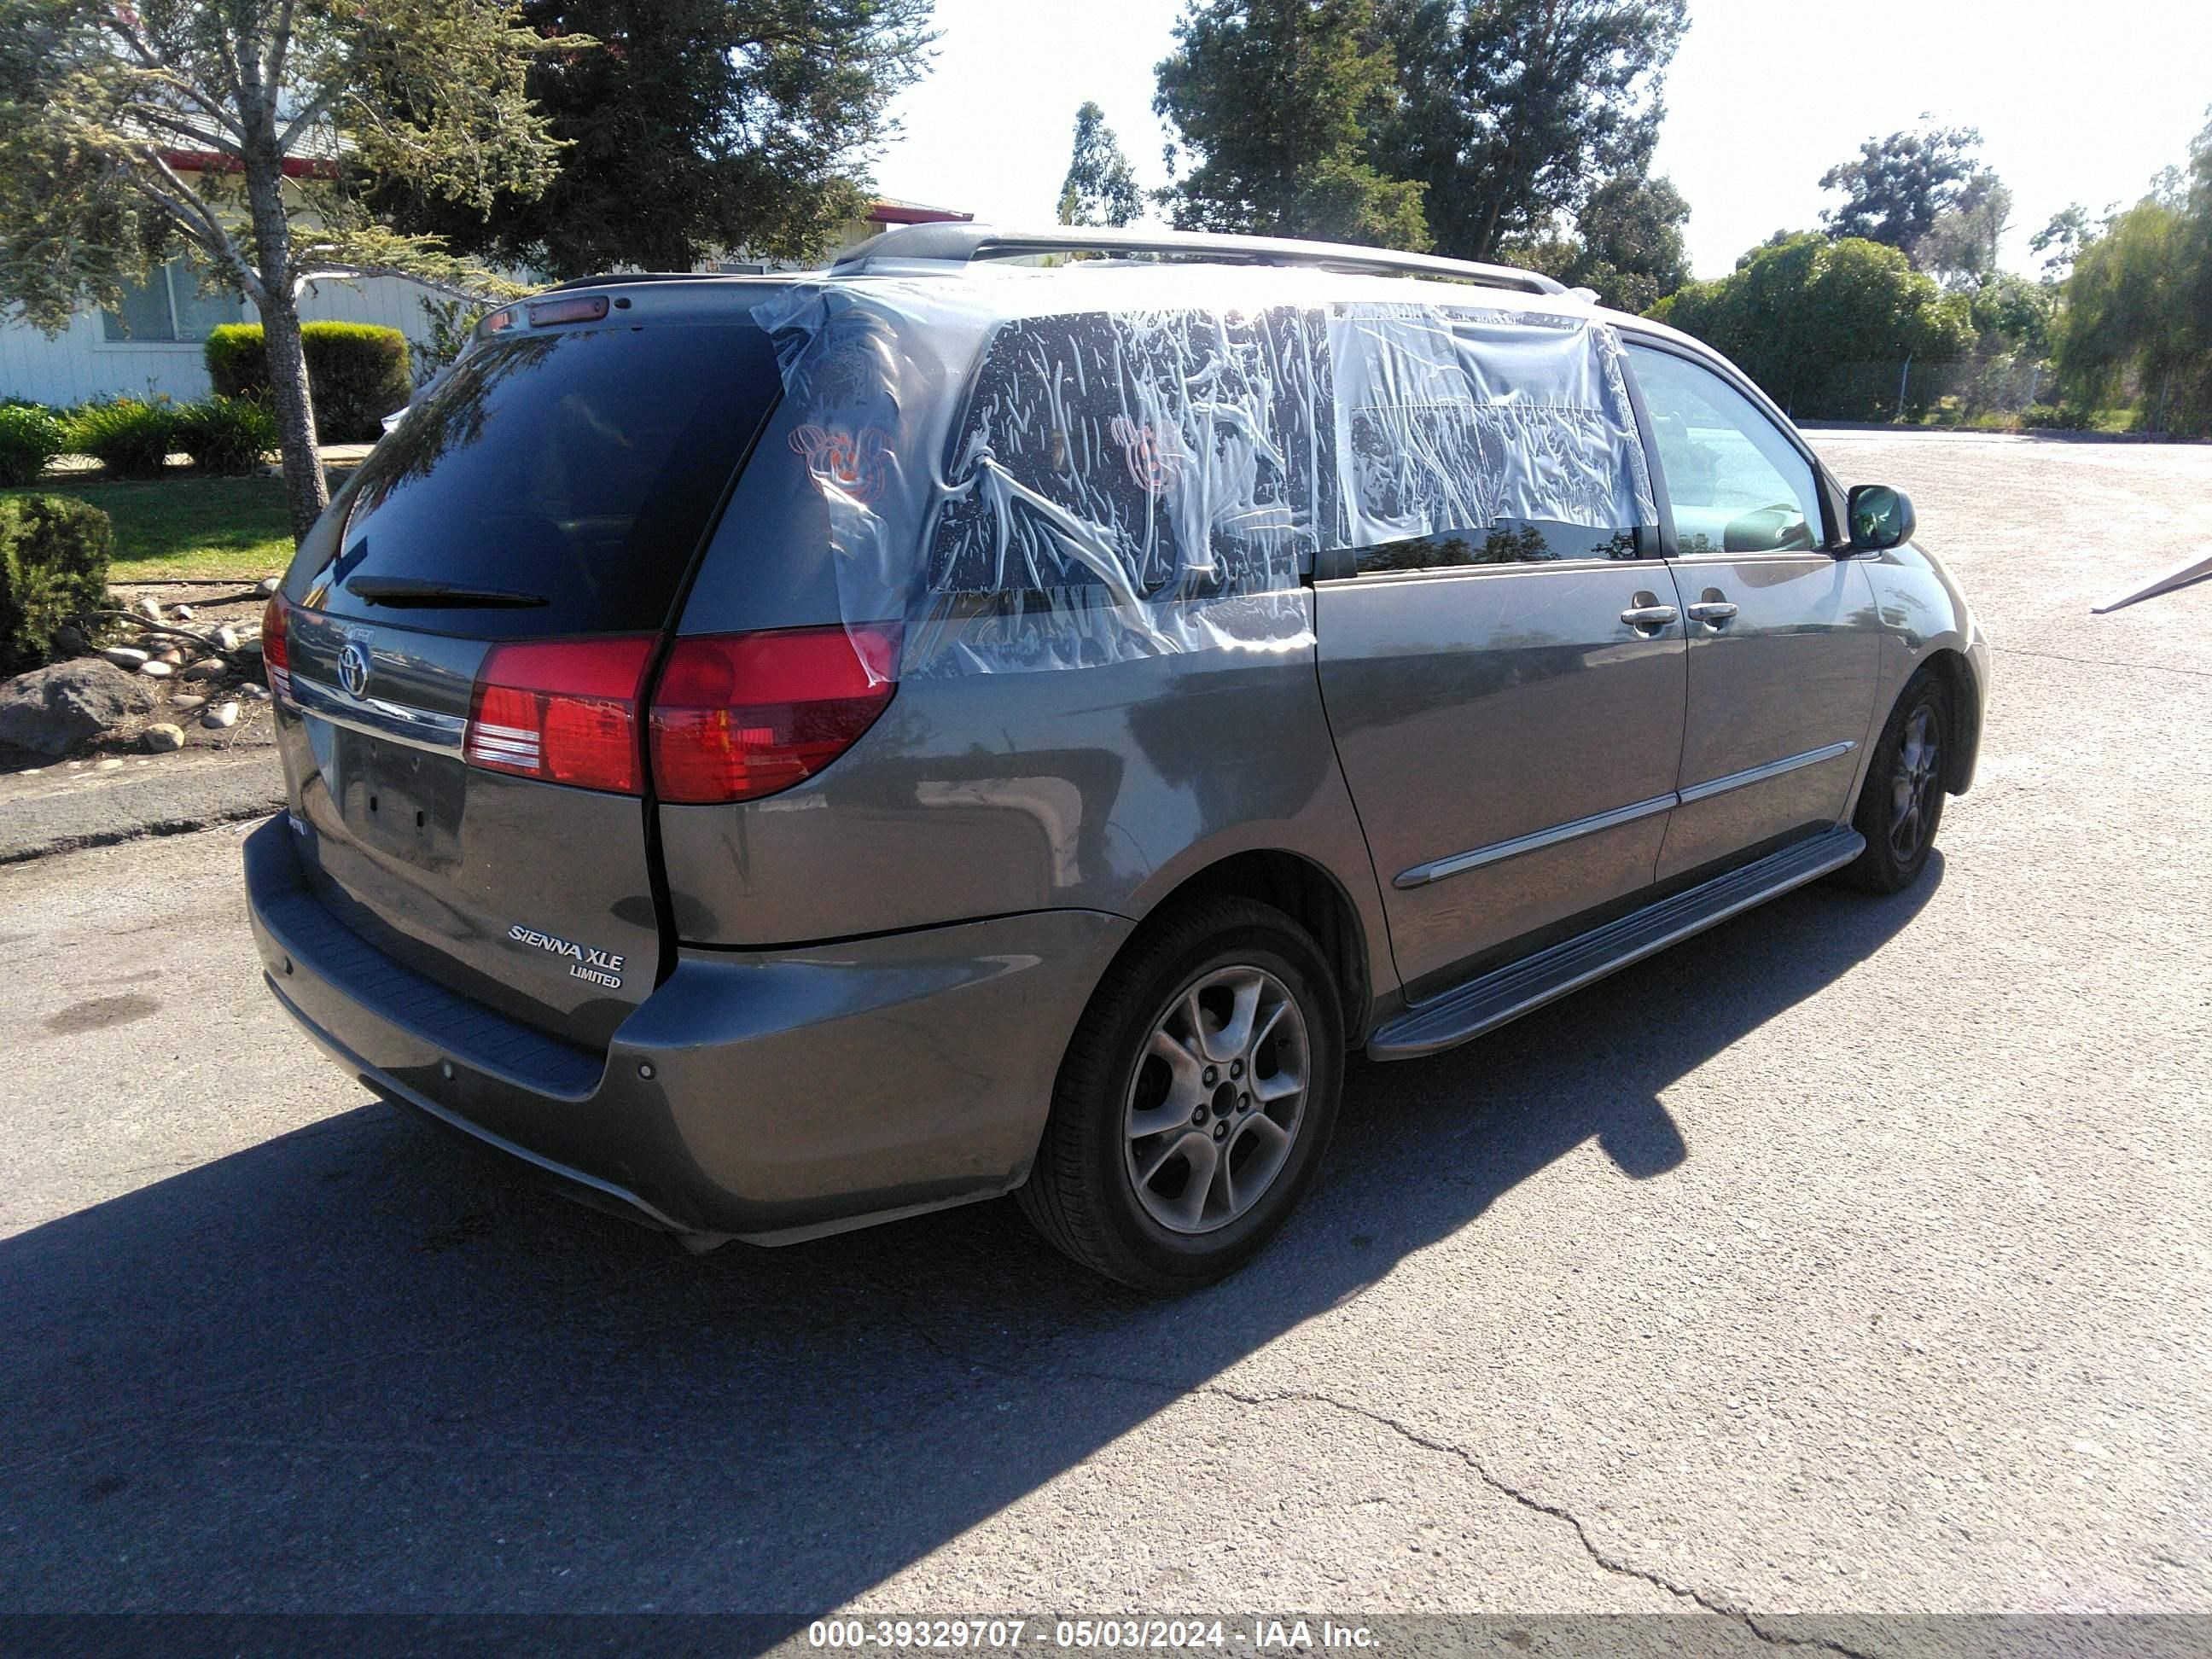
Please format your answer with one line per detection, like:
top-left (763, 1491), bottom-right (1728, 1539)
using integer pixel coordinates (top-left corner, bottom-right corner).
top-left (1366, 828), bottom-right (1866, 1061)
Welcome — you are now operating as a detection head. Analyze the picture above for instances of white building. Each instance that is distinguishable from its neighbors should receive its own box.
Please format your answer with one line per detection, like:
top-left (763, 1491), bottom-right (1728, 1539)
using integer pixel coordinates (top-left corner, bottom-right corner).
top-left (0, 166), bottom-right (970, 408)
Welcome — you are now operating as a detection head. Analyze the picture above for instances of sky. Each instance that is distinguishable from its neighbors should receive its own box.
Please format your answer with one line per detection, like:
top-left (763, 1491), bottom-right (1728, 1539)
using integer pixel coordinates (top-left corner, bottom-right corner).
top-left (871, 0), bottom-right (2212, 279)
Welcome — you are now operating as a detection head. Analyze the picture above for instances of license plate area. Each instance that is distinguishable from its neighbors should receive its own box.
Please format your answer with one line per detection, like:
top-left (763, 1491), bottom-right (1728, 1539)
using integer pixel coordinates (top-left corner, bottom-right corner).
top-left (333, 727), bottom-right (466, 871)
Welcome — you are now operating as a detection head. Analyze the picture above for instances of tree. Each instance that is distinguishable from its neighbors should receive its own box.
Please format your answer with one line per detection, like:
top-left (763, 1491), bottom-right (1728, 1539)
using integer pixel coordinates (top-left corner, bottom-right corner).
top-left (0, 0), bottom-right (562, 540)
top-left (1559, 163), bottom-right (1688, 311)
top-left (1818, 123), bottom-right (1983, 259)
top-left (2030, 203), bottom-right (2093, 281)
top-left (2051, 108), bottom-right (2212, 434)
top-left (1913, 167), bottom-right (2011, 290)
top-left (1372, 0), bottom-right (1687, 265)
top-left (1656, 233), bottom-right (1973, 418)
top-left (1057, 102), bottom-right (1144, 227)
top-left (1970, 273), bottom-right (2056, 360)
top-left (1153, 0), bottom-right (1428, 249)
top-left (374, 0), bottom-right (934, 278)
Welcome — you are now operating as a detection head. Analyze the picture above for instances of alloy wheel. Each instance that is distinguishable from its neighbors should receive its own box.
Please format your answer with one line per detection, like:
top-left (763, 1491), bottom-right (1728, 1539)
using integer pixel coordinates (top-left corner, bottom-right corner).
top-left (1121, 964), bottom-right (1310, 1235)
top-left (1888, 703), bottom-right (1942, 863)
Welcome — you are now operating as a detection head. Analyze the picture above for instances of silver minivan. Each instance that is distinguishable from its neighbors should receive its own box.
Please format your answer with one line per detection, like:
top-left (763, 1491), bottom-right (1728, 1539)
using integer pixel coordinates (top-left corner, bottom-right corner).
top-left (243, 225), bottom-right (1989, 1289)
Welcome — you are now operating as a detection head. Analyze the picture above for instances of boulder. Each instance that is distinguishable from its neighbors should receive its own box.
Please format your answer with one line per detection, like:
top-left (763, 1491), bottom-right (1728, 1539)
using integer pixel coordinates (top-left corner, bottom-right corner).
top-left (0, 660), bottom-right (158, 757)
top-left (143, 723), bottom-right (186, 752)
top-left (202, 701), bottom-right (240, 730)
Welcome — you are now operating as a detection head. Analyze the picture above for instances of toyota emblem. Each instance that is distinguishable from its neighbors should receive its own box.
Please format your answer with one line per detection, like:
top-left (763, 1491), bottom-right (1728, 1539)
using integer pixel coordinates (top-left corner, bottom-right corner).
top-left (337, 639), bottom-right (371, 699)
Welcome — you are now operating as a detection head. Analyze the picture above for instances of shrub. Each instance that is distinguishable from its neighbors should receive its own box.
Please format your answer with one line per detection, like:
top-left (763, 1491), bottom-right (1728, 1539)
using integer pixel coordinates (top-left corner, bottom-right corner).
top-left (0, 404), bottom-right (68, 486)
top-left (206, 321), bottom-right (412, 440)
top-left (2022, 404), bottom-right (2092, 431)
top-left (0, 494), bottom-right (114, 674)
top-left (67, 399), bottom-right (178, 477)
top-left (175, 396), bottom-right (279, 474)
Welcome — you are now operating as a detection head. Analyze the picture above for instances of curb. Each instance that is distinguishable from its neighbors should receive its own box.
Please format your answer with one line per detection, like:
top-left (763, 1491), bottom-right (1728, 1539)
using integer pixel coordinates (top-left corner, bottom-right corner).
top-left (0, 752), bottom-right (284, 864)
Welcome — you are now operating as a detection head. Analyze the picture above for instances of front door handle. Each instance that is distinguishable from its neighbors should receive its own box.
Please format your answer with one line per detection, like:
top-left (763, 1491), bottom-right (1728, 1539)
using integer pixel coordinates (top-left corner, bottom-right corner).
top-left (1685, 600), bottom-right (1739, 626)
top-left (1620, 603), bottom-right (1679, 632)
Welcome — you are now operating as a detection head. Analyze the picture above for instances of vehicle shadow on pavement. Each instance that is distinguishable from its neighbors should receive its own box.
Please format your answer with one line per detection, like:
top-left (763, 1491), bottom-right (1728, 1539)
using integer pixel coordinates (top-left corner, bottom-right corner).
top-left (0, 861), bottom-right (1938, 1619)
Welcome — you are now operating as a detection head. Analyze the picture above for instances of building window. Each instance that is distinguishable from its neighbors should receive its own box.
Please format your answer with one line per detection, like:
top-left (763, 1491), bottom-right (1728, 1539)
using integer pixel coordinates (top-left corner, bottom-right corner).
top-left (101, 259), bottom-right (241, 344)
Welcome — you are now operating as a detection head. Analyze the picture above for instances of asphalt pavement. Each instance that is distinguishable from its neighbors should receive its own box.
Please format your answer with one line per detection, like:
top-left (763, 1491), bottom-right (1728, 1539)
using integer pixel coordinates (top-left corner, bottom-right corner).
top-left (1, 431), bottom-right (2207, 1637)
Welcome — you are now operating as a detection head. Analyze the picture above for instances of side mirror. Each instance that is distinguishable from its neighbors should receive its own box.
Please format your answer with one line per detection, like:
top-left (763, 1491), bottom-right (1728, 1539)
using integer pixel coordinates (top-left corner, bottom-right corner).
top-left (1848, 484), bottom-right (1916, 551)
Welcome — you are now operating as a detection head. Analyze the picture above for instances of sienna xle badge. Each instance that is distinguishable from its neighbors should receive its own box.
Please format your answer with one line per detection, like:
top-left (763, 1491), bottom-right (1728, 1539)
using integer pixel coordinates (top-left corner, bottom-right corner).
top-left (245, 224), bottom-right (1988, 1290)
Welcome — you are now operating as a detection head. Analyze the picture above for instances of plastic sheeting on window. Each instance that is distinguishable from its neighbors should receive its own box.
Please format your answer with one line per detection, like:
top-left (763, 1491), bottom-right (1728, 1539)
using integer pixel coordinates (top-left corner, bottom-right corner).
top-left (750, 268), bottom-right (1654, 679)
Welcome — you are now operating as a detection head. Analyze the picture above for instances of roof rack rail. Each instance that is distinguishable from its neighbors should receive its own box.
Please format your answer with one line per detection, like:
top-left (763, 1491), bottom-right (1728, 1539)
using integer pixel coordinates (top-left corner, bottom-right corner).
top-left (536, 271), bottom-right (793, 294)
top-left (830, 223), bottom-right (1569, 298)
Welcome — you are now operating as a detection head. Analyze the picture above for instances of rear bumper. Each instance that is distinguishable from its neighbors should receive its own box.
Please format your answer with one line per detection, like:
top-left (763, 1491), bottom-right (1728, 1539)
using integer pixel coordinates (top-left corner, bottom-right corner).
top-left (243, 816), bottom-right (1131, 1242)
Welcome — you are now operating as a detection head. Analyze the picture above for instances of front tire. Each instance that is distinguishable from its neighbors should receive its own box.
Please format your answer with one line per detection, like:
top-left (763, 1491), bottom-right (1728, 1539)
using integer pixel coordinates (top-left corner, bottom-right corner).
top-left (1018, 897), bottom-right (1343, 1291)
top-left (1838, 672), bottom-right (1951, 894)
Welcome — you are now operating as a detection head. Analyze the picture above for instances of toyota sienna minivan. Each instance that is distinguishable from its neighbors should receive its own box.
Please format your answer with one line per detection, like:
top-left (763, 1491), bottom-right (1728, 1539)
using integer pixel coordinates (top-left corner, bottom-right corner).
top-left (244, 224), bottom-right (1988, 1289)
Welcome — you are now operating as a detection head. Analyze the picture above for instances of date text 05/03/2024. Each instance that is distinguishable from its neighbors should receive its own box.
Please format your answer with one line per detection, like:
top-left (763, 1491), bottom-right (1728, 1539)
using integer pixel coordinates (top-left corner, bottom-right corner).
top-left (806, 1620), bottom-right (1377, 1651)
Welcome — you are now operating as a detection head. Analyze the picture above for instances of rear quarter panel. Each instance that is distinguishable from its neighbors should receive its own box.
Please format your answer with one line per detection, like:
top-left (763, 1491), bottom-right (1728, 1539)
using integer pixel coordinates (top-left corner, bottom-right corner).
top-left (655, 617), bottom-right (1397, 1011)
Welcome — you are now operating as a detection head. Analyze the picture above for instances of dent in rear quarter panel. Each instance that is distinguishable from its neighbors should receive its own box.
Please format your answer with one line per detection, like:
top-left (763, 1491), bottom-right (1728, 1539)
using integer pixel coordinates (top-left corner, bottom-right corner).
top-left (656, 615), bottom-right (1398, 1009)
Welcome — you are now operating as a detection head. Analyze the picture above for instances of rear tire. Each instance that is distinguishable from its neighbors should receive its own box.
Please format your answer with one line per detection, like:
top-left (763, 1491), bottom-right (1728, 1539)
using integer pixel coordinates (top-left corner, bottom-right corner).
top-left (1838, 671), bottom-right (1951, 894)
top-left (1018, 897), bottom-right (1343, 1292)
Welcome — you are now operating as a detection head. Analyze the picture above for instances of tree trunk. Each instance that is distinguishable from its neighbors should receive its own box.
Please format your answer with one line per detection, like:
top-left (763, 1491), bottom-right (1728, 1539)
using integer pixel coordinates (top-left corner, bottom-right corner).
top-left (241, 148), bottom-right (328, 545)
top-left (262, 295), bottom-right (328, 544)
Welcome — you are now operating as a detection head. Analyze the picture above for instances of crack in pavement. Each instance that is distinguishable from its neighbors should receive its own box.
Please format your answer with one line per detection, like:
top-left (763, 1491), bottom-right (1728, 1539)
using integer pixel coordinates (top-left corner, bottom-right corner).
top-left (1195, 1383), bottom-right (1878, 1659)
top-left (1989, 644), bottom-right (2212, 682)
top-left (862, 1287), bottom-right (1877, 1657)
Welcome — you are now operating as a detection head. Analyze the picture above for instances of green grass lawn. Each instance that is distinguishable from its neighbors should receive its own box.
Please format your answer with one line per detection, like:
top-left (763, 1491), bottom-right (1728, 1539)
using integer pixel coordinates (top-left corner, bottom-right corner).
top-left (1, 473), bottom-right (294, 579)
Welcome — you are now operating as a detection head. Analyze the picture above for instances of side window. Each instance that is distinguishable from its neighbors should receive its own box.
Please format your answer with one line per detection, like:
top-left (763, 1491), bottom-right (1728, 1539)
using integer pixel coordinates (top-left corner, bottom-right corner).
top-left (926, 307), bottom-right (1332, 602)
top-left (1333, 307), bottom-right (1650, 574)
top-left (1627, 344), bottom-right (1825, 555)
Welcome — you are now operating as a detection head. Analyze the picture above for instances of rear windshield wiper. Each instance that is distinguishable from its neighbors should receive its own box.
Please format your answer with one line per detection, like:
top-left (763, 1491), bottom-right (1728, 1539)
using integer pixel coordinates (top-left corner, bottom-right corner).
top-left (346, 577), bottom-right (550, 608)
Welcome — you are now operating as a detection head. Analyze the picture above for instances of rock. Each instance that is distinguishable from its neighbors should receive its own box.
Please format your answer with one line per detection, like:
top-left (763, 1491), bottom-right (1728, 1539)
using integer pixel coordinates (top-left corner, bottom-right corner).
top-left (143, 723), bottom-right (186, 752)
top-left (131, 595), bottom-right (164, 623)
top-left (173, 605), bottom-right (195, 620)
top-left (258, 577), bottom-right (281, 595)
top-left (0, 661), bottom-right (158, 757)
top-left (157, 647), bottom-right (185, 665)
top-left (100, 645), bottom-right (148, 670)
top-left (52, 626), bottom-right (87, 656)
top-left (240, 683), bottom-right (270, 701)
top-left (96, 758), bottom-right (125, 771)
top-left (202, 701), bottom-right (240, 730)
top-left (182, 658), bottom-right (226, 681)
top-left (170, 694), bottom-right (207, 714)
top-left (214, 626), bottom-right (241, 652)
top-left (139, 660), bottom-right (174, 679)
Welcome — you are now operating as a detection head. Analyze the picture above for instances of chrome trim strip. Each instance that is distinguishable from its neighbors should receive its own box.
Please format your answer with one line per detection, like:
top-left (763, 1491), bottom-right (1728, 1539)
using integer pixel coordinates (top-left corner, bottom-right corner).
top-left (1392, 739), bottom-right (1861, 891)
top-left (1394, 792), bottom-right (1677, 890)
top-left (294, 672), bottom-right (468, 755)
top-left (1678, 739), bottom-right (1857, 806)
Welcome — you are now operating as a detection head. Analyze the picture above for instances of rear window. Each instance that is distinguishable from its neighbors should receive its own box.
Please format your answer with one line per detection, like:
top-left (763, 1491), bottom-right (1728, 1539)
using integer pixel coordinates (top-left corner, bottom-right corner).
top-left (299, 322), bottom-right (783, 637)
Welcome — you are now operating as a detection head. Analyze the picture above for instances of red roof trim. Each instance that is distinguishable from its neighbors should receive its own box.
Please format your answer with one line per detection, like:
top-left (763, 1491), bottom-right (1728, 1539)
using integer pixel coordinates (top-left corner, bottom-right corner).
top-left (867, 201), bottom-right (974, 226)
top-left (159, 148), bottom-right (339, 181)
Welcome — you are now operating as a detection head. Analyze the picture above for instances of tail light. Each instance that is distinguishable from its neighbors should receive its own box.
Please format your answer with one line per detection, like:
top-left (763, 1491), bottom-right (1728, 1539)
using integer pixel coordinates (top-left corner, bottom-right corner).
top-left (262, 591), bottom-right (292, 702)
top-left (649, 625), bottom-right (898, 805)
top-left (464, 637), bottom-right (655, 795)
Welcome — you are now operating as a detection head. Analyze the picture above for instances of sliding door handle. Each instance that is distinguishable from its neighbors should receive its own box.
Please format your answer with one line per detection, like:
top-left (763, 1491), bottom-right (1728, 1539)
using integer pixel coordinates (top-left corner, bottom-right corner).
top-left (1620, 604), bottom-right (1679, 632)
top-left (1685, 600), bottom-right (1738, 626)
